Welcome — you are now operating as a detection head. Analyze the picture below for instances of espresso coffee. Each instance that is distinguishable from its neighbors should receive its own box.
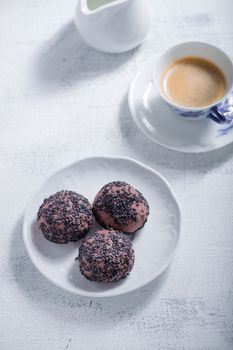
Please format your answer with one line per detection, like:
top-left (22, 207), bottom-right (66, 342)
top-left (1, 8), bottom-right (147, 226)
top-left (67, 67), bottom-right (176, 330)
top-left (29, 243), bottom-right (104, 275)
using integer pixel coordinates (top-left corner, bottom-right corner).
top-left (161, 56), bottom-right (227, 108)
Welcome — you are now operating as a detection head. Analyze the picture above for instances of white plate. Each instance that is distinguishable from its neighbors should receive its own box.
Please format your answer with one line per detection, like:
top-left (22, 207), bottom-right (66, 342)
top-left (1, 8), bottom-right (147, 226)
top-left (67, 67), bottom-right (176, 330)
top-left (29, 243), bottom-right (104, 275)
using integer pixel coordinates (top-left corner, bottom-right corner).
top-left (128, 55), bottom-right (233, 153)
top-left (23, 156), bottom-right (181, 297)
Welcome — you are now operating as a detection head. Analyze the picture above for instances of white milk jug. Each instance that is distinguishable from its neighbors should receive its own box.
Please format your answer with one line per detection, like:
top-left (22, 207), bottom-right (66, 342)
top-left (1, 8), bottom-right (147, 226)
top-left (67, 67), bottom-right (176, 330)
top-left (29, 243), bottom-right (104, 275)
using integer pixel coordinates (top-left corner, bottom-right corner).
top-left (75, 0), bottom-right (151, 53)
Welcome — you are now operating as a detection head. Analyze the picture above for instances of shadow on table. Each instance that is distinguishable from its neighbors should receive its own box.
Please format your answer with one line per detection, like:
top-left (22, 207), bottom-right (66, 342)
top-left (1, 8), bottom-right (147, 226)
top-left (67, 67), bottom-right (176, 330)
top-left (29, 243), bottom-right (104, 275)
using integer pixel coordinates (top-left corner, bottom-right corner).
top-left (36, 21), bottom-right (138, 91)
top-left (119, 94), bottom-right (233, 171)
top-left (10, 217), bottom-right (169, 327)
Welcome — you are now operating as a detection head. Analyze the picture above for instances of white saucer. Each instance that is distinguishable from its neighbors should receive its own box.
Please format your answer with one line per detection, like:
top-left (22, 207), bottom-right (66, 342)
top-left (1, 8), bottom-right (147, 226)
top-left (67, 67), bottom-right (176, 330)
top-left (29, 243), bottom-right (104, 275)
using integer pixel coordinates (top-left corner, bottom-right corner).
top-left (23, 156), bottom-right (181, 298)
top-left (128, 55), bottom-right (233, 153)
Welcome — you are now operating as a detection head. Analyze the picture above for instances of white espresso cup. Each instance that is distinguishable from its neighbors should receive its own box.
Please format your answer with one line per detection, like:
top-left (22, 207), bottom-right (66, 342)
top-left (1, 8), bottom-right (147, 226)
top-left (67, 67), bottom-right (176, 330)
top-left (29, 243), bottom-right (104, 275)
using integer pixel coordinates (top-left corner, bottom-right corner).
top-left (152, 42), bottom-right (233, 124)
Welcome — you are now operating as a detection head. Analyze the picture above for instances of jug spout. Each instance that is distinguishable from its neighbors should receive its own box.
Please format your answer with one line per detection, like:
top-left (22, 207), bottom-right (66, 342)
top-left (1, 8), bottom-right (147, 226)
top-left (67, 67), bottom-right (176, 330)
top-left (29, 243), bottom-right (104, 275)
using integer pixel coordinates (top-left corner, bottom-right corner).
top-left (81, 0), bottom-right (128, 14)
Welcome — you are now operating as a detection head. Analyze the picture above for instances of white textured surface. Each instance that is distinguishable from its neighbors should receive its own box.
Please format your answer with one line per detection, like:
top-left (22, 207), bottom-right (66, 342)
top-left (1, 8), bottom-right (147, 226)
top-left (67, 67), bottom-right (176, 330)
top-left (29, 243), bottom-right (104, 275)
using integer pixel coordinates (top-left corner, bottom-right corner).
top-left (1, 0), bottom-right (233, 349)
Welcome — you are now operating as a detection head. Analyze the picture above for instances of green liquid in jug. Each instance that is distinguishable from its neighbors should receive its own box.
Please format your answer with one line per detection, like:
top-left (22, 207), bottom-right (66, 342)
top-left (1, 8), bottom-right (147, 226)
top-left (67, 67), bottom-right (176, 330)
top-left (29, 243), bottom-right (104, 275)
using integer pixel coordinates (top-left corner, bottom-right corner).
top-left (87, 0), bottom-right (116, 11)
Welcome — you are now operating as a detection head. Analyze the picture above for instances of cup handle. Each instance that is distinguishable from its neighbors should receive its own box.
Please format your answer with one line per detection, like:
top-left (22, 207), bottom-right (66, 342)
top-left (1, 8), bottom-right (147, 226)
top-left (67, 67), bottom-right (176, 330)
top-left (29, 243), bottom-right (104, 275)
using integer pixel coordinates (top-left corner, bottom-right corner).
top-left (207, 106), bottom-right (227, 124)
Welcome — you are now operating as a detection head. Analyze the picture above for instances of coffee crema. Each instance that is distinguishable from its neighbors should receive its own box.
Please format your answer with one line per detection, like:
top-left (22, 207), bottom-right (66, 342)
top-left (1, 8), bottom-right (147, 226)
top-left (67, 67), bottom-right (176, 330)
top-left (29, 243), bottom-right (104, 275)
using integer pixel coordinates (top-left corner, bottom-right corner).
top-left (160, 56), bottom-right (227, 108)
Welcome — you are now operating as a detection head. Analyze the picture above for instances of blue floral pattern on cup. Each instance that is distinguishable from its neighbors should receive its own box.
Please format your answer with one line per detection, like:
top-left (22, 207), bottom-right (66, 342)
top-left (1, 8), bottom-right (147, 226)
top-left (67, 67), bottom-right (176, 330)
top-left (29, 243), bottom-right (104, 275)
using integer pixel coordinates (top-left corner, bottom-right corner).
top-left (167, 91), bottom-right (233, 126)
top-left (170, 105), bottom-right (209, 118)
top-left (217, 91), bottom-right (233, 135)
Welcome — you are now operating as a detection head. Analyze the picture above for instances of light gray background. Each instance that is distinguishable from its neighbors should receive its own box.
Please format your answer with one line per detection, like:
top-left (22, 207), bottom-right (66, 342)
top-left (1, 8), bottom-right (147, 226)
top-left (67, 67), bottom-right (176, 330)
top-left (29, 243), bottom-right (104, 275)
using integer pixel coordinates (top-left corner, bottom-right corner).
top-left (1, 0), bottom-right (233, 349)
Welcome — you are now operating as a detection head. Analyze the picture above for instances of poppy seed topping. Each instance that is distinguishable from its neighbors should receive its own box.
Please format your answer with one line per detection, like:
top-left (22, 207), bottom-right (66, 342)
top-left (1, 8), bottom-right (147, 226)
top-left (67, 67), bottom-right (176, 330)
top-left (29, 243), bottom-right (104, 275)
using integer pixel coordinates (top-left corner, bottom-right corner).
top-left (93, 181), bottom-right (149, 233)
top-left (77, 229), bottom-right (135, 283)
top-left (37, 190), bottom-right (93, 244)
